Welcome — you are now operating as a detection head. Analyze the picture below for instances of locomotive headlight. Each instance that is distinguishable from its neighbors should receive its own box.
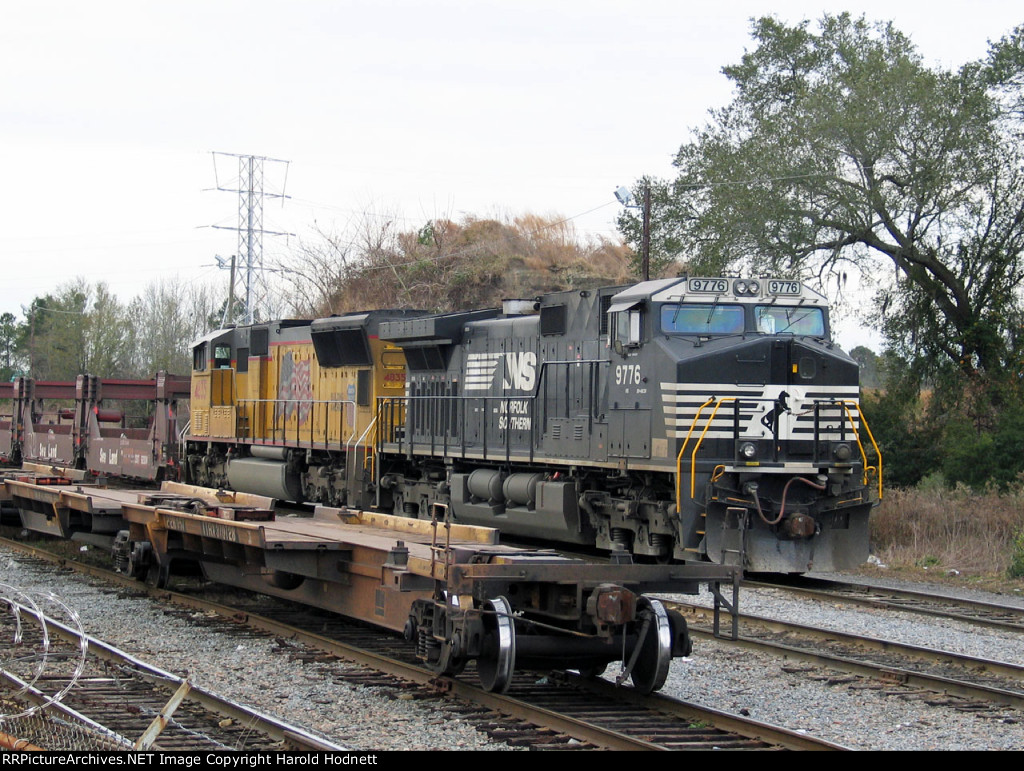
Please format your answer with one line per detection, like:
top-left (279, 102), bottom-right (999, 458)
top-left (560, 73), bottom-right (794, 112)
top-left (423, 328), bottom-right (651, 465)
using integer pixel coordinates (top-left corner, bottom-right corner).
top-left (732, 280), bottom-right (760, 296)
top-left (832, 443), bottom-right (853, 462)
top-left (739, 441), bottom-right (758, 459)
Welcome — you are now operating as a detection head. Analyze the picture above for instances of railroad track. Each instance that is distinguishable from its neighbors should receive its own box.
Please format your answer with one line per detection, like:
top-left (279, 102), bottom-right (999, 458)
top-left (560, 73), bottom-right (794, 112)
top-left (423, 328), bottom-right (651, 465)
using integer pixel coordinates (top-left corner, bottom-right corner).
top-left (198, 603), bottom-right (840, 751)
top-left (0, 592), bottom-right (343, 751)
top-left (671, 599), bottom-right (1024, 715)
top-left (0, 537), bottom-right (842, 751)
top-left (748, 575), bottom-right (1024, 633)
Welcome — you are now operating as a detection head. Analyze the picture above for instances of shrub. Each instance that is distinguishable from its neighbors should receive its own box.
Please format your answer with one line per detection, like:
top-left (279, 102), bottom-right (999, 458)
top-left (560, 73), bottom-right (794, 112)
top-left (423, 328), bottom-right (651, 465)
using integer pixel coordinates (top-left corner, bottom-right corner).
top-left (870, 484), bottom-right (1024, 576)
top-left (1010, 529), bottom-right (1024, 579)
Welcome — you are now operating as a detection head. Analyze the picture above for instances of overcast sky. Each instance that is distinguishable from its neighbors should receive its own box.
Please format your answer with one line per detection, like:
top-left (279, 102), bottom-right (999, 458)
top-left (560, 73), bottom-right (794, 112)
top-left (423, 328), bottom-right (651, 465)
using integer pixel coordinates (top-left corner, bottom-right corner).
top-left (1, 1), bottom-right (1020, 350)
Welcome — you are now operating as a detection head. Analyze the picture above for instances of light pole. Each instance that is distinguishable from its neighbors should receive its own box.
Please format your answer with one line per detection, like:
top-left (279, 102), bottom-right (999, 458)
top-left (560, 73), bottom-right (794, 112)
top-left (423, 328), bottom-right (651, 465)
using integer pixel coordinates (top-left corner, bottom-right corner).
top-left (614, 180), bottom-right (652, 281)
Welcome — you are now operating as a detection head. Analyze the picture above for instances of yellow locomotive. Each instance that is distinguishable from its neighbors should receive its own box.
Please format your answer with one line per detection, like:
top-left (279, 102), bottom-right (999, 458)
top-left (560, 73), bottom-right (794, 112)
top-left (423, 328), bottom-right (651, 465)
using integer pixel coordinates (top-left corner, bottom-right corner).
top-left (186, 311), bottom-right (422, 507)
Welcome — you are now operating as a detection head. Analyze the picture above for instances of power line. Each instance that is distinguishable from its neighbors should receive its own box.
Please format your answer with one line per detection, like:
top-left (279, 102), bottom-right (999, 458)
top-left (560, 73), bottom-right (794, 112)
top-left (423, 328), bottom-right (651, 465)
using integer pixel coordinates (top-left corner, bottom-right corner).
top-left (673, 164), bottom-right (879, 191)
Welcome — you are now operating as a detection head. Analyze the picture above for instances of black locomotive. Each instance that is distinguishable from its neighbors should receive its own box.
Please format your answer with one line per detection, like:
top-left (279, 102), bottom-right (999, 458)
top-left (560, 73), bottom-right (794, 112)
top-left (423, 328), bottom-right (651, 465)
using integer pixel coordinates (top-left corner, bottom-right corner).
top-left (374, 276), bottom-right (880, 572)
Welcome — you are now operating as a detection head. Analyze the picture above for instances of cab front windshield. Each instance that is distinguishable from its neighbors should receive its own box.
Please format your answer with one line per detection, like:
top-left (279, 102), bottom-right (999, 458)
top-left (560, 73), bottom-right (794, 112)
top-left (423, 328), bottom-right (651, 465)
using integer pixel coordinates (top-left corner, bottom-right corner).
top-left (660, 304), bottom-right (744, 335)
top-left (755, 306), bottom-right (825, 336)
top-left (659, 303), bottom-right (827, 336)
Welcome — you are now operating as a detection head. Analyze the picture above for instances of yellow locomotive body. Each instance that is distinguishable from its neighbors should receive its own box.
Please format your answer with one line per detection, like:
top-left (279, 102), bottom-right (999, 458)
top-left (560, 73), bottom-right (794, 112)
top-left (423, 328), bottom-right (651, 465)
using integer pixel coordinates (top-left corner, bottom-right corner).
top-left (186, 312), bottom-right (421, 506)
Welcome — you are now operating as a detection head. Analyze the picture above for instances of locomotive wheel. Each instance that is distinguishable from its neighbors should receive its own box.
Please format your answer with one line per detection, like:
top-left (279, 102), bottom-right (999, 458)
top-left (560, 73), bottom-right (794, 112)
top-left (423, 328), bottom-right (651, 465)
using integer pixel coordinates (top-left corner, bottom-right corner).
top-left (630, 598), bottom-right (672, 694)
top-left (477, 597), bottom-right (516, 693)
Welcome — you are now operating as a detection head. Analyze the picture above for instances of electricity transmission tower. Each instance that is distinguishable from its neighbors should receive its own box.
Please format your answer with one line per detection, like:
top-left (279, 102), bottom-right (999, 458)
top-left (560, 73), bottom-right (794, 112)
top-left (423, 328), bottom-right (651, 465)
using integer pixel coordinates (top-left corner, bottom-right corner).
top-left (211, 152), bottom-right (291, 324)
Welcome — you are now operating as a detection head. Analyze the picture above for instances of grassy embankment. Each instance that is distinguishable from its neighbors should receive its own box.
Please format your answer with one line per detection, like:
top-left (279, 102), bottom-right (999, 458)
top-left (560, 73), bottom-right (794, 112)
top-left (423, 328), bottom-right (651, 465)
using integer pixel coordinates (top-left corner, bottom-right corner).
top-left (867, 481), bottom-right (1024, 590)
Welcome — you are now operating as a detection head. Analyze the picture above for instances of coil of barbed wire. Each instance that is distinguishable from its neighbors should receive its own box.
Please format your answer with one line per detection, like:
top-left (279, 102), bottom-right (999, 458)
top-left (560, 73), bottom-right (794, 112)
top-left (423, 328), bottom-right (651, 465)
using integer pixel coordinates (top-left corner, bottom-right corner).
top-left (0, 585), bottom-right (88, 721)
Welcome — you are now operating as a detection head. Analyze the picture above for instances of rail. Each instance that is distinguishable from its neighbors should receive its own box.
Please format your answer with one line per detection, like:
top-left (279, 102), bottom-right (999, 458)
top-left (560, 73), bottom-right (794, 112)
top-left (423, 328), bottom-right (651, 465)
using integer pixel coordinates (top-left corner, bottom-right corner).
top-left (674, 396), bottom-right (882, 511)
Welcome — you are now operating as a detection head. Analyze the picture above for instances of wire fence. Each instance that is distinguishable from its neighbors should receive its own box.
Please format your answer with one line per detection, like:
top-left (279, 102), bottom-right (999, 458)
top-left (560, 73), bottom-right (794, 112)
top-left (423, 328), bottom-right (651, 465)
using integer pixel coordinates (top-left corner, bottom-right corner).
top-left (0, 586), bottom-right (133, 751)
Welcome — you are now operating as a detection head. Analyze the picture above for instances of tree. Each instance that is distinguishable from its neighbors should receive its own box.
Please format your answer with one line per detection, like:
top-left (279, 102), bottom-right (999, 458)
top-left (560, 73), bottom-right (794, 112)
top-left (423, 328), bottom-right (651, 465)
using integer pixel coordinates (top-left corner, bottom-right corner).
top-left (127, 278), bottom-right (221, 376)
top-left (849, 345), bottom-right (880, 389)
top-left (624, 15), bottom-right (1024, 384)
top-left (84, 282), bottom-right (132, 377)
top-left (615, 177), bottom-right (689, 279)
top-left (270, 222), bottom-right (362, 317)
top-left (23, 282), bottom-right (91, 380)
top-left (0, 312), bottom-right (21, 381)
top-left (858, 352), bottom-right (942, 488)
top-left (986, 24), bottom-right (1024, 128)
top-left (22, 280), bottom-right (141, 380)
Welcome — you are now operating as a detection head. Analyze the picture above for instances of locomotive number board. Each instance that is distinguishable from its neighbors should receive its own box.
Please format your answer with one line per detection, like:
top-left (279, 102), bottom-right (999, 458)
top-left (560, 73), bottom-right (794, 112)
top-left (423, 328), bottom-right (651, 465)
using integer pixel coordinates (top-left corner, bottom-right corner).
top-left (687, 278), bottom-right (729, 293)
top-left (766, 280), bottom-right (802, 295)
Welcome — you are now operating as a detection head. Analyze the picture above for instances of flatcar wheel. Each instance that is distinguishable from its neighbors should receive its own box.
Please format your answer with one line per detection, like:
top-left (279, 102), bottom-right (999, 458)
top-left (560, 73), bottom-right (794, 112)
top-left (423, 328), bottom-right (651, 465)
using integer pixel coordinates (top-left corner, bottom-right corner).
top-left (126, 541), bottom-right (152, 580)
top-left (578, 663), bottom-right (607, 679)
top-left (630, 598), bottom-right (672, 694)
top-left (145, 561), bottom-right (170, 589)
top-left (434, 640), bottom-right (468, 677)
top-left (477, 597), bottom-right (515, 693)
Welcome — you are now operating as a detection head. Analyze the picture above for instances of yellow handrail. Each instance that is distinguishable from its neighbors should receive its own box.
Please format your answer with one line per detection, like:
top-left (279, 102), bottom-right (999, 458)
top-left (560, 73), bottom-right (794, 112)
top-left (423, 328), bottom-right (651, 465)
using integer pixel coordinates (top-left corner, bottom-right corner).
top-left (675, 397), bottom-right (734, 512)
top-left (839, 400), bottom-right (883, 499)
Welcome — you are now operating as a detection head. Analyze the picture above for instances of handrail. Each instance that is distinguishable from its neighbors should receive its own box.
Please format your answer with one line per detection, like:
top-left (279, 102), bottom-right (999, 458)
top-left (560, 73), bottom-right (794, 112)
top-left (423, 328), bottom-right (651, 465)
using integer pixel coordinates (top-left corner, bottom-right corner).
top-left (674, 398), bottom-right (717, 513)
top-left (378, 358), bottom-right (607, 462)
top-left (177, 419), bottom-right (191, 465)
top-left (235, 397), bottom-right (359, 448)
top-left (839, 400), bottom-right (884, 499)
top-left (686, 398), bottom-right (738, 501)
top-left (348, 412), bottom-right (379, 479)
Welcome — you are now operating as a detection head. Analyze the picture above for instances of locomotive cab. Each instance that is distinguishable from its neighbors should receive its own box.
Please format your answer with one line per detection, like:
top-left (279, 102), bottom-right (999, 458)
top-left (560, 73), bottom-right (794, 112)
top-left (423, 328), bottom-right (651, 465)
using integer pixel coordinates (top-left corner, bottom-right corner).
top-left (640, 277), bottom-right (880, 572)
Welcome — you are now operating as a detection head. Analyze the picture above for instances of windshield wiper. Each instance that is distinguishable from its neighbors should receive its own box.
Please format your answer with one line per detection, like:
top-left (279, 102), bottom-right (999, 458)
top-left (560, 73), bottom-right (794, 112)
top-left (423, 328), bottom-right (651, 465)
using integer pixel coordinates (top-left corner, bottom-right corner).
top-left (704, 296), bottom-right (721, 330)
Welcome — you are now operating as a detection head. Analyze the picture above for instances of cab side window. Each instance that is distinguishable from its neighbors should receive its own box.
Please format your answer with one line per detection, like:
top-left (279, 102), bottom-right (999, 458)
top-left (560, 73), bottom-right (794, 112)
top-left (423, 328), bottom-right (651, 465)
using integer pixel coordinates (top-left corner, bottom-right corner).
top-left (214, 344), bottom-right (232, 369)
top-left (613, 309), bottom-right (642, 348)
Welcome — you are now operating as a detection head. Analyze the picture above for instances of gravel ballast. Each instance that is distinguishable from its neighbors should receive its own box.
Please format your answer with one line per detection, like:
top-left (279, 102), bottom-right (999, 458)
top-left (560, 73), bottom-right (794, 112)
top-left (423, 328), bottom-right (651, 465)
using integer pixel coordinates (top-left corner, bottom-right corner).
top-left (0, 548), bottom-right (516, 751)
top-left (657, 576), bottom-right (1024, 750)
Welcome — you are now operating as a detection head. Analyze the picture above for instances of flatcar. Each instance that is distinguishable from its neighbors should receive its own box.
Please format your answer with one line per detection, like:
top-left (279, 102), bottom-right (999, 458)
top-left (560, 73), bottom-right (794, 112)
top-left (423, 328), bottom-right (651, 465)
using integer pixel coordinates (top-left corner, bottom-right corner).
top-left (0, 373), bottom-right (189, 480)
top-left (184, 278), bottom-right (881, 573)
top-left (2, 472), bottom-right (739, 695)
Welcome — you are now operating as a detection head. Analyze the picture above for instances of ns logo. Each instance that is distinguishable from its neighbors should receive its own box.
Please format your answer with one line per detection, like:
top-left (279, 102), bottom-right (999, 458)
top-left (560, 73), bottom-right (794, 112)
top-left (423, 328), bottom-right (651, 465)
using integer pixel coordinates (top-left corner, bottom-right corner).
top-left (502, 352), bottom-right (537, 391)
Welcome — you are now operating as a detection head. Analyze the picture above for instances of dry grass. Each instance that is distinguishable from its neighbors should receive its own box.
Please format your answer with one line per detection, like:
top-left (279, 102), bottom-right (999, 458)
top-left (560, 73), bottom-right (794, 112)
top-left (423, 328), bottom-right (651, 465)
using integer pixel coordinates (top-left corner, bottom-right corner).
top-left (869, 484), bottom-right (1024, 585)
